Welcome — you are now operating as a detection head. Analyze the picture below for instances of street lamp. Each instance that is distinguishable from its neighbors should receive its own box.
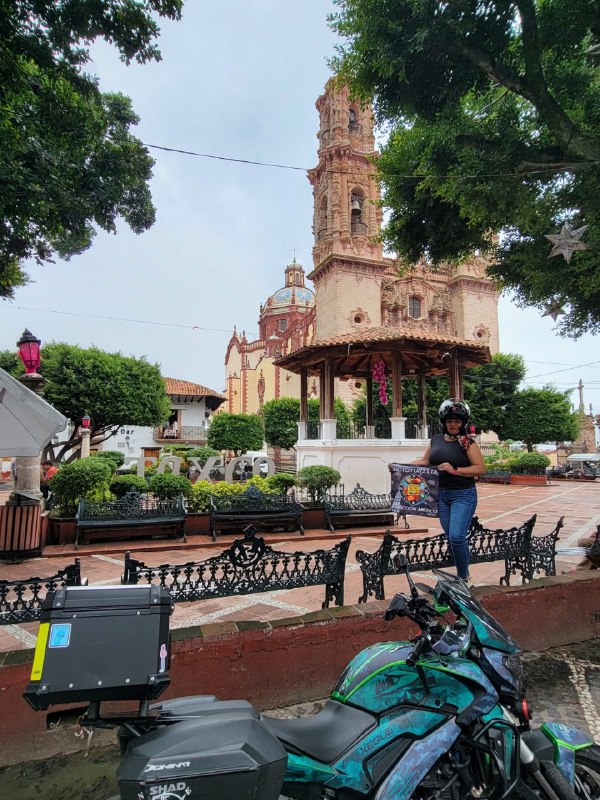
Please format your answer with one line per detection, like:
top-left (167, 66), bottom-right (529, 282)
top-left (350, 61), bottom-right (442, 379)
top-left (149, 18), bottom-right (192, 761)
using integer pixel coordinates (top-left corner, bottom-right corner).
top-left (81, 413), bottom-right (91, 430)
top-left (17, 329), bottom-right (42, 376)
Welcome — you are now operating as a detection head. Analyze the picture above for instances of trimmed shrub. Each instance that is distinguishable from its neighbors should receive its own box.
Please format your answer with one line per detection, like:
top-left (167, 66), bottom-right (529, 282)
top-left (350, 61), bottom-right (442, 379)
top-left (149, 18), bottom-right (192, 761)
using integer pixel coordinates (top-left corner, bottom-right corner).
top-left (49, 457), bottom-right (113, 515)
top-left (508, 451), bottom-right (551, 474)
top-left (297, 465), bottom-right (342, 502)
top-left (243, 476), bottom-right (276, 493)
top-left (110, 474), bottom-right (149, 498)
top-left (266, 473), bottom-right (296, 493)
top-left (148, 473), bottom-right (192, 500)
top-left (187, 480), bottom-right (213, 513)
top-left (93, 450), bottom-right (125, 471)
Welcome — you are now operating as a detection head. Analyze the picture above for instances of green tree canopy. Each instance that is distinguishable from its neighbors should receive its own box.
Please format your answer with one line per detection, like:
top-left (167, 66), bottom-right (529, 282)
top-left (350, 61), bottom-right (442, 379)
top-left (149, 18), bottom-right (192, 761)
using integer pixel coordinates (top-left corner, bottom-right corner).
top-left (500, 386), bottom-right (578, 450)
top-left (331, 0), bottom-right (600, 336)
top-left (0, 349), bottom-right (22, 376)
top-left (0, 0), bottom-right (183, 297)
top-left (207, 413), bottom-right (264, 457)
top-left (41, 342), bottom-right (170, 461)
top-left (263, 397), bottom-right (302, 450)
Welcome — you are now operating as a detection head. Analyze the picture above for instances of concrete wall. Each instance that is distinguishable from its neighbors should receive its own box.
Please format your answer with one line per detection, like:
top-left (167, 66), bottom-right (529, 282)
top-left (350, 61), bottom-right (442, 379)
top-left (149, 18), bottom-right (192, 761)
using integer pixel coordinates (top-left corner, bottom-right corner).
top-left (2, 572), bottom-right (600, 767)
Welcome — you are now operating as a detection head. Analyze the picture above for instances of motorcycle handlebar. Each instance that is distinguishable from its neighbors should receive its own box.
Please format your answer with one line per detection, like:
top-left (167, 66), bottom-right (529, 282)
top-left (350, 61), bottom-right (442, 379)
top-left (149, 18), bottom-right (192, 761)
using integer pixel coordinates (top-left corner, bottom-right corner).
top-left (406, 634), bottom-right (431, 667)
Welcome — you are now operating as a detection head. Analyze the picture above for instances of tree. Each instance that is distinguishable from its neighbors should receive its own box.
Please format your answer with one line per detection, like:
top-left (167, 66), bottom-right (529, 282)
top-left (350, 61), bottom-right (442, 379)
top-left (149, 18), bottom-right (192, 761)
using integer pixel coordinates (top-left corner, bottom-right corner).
top-left (263, 397), bottom-right (302, 450)
top-left (500, 387), bottom-right (578, 450)
top-left (0, 0), bottom-right (183, 297)
top-left (41, 342), bottom-right (170, 461)
top-left (0, 349), bottom-right (22, 376)
top-left (330, 1), bottom-right (600, 336)
top-left (207, 413), bottom-right (264, 457)
top-left (464, 354), bottom-right (526, 434)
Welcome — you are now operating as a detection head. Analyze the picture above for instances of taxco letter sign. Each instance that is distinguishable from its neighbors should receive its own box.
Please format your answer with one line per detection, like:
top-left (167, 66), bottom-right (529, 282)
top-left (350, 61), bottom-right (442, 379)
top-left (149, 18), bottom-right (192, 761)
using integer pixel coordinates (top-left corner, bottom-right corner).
top-left (136, 455), bottom-right (275, 482)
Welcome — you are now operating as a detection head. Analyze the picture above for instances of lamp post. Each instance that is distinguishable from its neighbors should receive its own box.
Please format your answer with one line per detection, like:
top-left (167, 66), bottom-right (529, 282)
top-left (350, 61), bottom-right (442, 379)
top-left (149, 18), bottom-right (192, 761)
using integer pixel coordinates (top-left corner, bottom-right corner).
top-left (80, 413), bottom-right (92, 458)
top-left (12, 329), bottom-right (46, 501)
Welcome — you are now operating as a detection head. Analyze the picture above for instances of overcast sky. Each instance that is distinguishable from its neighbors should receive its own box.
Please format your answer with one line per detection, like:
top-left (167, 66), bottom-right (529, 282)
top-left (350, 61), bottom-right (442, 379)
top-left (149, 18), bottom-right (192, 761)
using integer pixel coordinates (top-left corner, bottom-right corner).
top-left (2, 1), bottom-right (599, 420)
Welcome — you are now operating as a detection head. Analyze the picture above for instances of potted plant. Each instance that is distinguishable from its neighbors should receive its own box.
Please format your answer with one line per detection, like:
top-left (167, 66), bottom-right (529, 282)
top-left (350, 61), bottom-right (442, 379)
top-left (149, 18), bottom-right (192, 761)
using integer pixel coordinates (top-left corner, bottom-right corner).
top-left (507, 452), bottom-right (551, 486)
top-left (296, 466), bottom-right (342, 529)
top-left (48, 456), bottom-right (114, 544)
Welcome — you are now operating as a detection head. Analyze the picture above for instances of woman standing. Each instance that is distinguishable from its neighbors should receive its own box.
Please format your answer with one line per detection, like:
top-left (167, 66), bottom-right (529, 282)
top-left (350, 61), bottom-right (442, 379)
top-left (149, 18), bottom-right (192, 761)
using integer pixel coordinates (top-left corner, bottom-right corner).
top-left (413, 399), bottom-right (485, 585)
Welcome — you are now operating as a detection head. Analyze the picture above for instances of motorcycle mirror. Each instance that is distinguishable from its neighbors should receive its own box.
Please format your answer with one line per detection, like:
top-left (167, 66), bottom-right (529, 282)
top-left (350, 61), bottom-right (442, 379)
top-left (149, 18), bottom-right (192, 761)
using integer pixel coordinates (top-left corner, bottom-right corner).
top-left (385, 593), bottom-right (408, 620)
top-left (394, 554), bottom-right (407, 569)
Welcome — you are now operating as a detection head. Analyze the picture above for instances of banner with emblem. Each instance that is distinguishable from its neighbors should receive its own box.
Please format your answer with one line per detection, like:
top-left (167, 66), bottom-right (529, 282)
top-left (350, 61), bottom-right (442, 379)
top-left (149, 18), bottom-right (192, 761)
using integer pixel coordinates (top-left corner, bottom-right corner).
top-left (390, 463), bottom-right (439, 518)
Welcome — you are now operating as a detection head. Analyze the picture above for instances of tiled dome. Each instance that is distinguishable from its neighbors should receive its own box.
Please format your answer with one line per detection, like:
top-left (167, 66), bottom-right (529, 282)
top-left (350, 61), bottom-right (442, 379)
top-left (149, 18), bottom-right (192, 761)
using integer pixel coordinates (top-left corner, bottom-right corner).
top-left (268, 285), bottom-right (315, 308)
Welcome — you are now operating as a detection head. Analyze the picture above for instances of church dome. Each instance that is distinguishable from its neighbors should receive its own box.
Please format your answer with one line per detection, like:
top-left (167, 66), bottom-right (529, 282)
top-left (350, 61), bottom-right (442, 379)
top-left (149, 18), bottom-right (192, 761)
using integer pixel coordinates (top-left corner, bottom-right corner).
top-left (268, 285), bottom-right (315, 308)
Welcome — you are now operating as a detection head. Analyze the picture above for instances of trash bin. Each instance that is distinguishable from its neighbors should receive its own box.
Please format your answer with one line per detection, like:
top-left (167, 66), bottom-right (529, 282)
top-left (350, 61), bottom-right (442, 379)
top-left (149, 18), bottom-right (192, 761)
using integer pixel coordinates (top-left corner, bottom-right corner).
top-left (0, 491), bottom-right (43, 557)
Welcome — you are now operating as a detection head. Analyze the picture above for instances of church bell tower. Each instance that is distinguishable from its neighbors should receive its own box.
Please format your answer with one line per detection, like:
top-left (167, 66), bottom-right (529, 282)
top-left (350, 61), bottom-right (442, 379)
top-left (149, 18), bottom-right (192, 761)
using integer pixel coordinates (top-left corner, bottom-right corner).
top-left (308, 81), bottom-right (388, 340)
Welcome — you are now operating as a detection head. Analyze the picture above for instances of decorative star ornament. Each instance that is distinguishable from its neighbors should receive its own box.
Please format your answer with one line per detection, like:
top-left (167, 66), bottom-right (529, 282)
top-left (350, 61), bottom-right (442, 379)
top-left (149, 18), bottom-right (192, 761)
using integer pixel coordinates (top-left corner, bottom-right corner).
top-left (545, 222), bottom-right (588, 263)
top-left (541, 299), bottom-right (565, 321)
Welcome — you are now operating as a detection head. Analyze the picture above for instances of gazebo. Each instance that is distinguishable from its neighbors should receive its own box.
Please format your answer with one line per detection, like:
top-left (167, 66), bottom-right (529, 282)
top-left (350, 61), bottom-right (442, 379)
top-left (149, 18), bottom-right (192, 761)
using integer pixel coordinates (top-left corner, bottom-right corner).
top-left (275, 327), bottom-right (490, 492)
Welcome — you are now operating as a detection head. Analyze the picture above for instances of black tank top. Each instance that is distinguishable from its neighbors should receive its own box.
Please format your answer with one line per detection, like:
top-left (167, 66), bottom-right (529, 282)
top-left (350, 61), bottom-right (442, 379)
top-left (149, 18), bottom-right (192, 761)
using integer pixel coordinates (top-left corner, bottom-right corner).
top-left (429, 434), bottom-right (476, 489)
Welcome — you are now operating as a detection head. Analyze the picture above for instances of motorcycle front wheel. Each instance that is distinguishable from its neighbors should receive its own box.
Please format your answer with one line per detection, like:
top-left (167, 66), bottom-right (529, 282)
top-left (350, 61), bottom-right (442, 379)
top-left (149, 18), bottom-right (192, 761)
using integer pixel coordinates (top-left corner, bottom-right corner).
top-left (574, 745), bottom-right (600, 798)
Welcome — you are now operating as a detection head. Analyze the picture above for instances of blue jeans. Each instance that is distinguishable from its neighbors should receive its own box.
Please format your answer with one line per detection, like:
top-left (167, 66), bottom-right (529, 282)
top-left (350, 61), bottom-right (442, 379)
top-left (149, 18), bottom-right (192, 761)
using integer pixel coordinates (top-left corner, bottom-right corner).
top-left (438, 486), bottom-right (477, 579)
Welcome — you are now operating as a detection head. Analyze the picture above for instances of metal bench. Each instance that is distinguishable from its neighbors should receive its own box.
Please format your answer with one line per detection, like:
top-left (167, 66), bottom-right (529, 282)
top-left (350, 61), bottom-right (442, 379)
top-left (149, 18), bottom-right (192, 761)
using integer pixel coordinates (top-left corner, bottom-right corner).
top-left (122, 525), bottom-right (350, 608)
top-left (478, 470), bottom-right (511, 484)
top-left (0, 559), bottom-right (86, 625)
top-left (324, 483), bottom-right (408, 532)
top-left (209, 485), bottom-right (304, 542)
top-left (356, 514), bottom-right (564, 602)
top-left (76, 491), bottom-right (186, 548)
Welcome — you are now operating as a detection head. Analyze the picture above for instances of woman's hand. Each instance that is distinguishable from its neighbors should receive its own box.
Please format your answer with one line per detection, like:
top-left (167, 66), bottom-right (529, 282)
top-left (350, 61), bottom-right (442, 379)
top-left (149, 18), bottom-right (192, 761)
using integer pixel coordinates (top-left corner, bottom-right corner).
top-left (437, 462), bottom-right (456, 473)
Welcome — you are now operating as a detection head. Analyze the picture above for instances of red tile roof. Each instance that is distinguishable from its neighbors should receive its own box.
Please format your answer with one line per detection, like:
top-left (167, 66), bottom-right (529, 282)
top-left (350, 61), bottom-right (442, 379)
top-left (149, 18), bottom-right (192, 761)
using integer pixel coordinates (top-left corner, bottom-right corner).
top-left (163, 378), bottom-right (225, 398)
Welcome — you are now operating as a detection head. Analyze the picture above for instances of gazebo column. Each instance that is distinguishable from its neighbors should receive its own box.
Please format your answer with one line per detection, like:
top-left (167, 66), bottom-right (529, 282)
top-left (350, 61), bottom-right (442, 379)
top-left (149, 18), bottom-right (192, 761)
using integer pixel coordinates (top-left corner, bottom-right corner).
top-left (448, 350), bottom-right (464, 399)
top-left (417, 373), bottom-right (428, 439)
top-left (390, 353), bottom-right (406, 440)
top-left (298, 367), bottom-right (308, 440)
top-left (319, 357), bottom-right (336, 439)
top-left (365, 375), bottom-right (374, 438)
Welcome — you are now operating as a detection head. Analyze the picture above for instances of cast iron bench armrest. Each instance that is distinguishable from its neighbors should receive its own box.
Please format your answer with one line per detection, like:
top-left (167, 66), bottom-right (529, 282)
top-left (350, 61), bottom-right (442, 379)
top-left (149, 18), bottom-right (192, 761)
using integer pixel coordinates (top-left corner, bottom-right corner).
top-left (122, 525), bottom-right (350, 608)
top-left (324, 483), bottom-right (408, 532)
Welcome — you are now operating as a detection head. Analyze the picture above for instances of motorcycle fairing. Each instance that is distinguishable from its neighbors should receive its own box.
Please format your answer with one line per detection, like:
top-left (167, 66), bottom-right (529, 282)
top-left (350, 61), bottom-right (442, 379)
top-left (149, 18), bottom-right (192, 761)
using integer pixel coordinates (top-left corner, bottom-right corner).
top-left (541, 722), bottom-right (593, 784)
top-left (434, 580), bottom-right (519, 654)
top-left (373, 718), bottom-right (461, 800)
top-left (332, 644), bottom-right (490, 717)
top-left (422, 658), bottom-right (499, 724)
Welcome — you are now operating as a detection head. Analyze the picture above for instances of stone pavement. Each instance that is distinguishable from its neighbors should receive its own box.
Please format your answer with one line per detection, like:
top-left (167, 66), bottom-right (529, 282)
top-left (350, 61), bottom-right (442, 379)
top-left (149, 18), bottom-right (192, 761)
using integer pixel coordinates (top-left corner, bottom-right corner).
top-left (0, 481), bottom-right (598, 655)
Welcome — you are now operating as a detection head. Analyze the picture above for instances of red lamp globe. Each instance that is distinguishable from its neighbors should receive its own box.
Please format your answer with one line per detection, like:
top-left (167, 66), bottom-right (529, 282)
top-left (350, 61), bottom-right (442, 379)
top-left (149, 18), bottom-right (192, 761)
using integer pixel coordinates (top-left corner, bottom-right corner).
top-left (17, 329), bottom-right (42, 375)
top-left (81, 414), bottom-right (91, 430)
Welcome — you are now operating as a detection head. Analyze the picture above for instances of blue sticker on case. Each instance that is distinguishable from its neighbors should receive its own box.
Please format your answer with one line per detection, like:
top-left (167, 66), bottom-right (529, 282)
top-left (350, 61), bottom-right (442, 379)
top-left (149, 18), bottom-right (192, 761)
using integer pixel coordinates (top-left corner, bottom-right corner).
top-left (49, 623), bottom-right (71, 648)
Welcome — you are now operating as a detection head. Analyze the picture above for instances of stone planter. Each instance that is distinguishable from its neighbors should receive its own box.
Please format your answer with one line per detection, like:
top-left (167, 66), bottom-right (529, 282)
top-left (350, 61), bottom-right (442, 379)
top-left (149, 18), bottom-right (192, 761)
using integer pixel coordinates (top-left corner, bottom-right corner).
top-left (186, 513), bottom-right (210, 536)
top-left (300, 503), bottom-right (325, 530)
top-left (47, 516), bottom-right (77, 545)
top-left (509, 474), bottom-right (548, 487)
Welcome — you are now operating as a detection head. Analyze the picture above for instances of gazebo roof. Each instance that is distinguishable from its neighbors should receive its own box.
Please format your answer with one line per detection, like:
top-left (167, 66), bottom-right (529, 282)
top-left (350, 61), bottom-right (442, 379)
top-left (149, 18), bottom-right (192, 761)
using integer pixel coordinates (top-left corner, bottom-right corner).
top-left (274, 327), bottom-right (490, 377)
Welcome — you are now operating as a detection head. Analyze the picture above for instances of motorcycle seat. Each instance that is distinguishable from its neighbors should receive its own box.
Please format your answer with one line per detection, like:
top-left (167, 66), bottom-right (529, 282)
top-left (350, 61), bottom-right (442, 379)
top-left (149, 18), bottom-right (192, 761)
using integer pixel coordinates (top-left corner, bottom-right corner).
top-left (261, 700), bottom-right (375, 764)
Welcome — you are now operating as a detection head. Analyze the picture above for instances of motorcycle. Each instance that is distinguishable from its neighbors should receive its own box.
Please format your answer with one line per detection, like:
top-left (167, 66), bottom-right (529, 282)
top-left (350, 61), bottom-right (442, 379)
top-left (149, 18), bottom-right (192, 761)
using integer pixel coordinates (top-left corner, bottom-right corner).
top-left (24, 561), bottom-right (600, 800)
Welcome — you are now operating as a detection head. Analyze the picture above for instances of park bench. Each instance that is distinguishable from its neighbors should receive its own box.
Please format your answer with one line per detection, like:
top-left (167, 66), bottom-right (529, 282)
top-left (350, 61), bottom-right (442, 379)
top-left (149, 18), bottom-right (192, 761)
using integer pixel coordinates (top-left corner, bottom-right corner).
top-left (0, 559), bottom-right (86, 625)
top-left (323, 483), bottom-right (408, 532)
top-left (478, 470), bottom-right (511, 485)
top-left (76, 491), bottom-right (186, 548)
top-left (122, 525), bottom-right (351, 608)
top-left (356, 514), bottom-right (564, 602)
top-left (209, 485), bottom-right (304, 541)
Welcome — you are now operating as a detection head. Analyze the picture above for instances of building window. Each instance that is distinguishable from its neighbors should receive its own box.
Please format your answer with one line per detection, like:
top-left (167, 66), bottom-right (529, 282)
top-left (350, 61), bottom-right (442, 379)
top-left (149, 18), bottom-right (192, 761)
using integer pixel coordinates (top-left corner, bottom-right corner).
top-left (278, 318), bottom-right (287, 331)
top-left (409, 297), bottom-right (421, 319)
top-left (349, 107), bottom-right (360, 133)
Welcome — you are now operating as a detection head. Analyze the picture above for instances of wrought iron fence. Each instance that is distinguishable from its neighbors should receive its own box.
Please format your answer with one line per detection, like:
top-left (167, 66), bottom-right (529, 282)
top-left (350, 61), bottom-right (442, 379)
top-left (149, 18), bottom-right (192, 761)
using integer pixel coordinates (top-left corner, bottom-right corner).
top-left (154, 425), bottom-right (208, 441)
top-left (306, 421), bottom-right (320, 439)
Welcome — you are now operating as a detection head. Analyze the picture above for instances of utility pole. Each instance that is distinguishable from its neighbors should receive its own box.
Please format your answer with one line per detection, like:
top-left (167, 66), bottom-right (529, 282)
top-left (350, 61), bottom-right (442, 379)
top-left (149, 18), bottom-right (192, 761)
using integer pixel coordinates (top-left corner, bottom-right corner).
top-left (578, 378), bottom-right (585, 413)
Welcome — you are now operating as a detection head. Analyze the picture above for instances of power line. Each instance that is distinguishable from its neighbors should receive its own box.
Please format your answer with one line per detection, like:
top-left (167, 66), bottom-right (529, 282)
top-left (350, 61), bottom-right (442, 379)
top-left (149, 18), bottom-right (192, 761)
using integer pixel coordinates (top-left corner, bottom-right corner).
top-left (140, 141), bottom-right (600, 181)
top-left (0, 304), bottom-right (258, 337)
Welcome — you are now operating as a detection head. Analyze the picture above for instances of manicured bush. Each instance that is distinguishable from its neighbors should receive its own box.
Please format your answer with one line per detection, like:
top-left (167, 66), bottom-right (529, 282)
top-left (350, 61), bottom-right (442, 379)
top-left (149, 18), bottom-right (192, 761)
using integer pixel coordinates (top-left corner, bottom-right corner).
top-left (508, 451), bottom-right (551, 474)
top-left (49, 457), bottom-right (113, 514)
top-left (110, 474), bottom-right (149, 498)
top-left (187, 480), bottom-right (213, 513)
top-left (243, 476), bottom-right (276, 493)
top-left (297, 465), bottom-right (342, 502)
top-left (148, 473), bottom-right (192, 500)
top-left (93, 450), bottom-right (125, 470)
top-left (266, 473), bottom-right (296, 493)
